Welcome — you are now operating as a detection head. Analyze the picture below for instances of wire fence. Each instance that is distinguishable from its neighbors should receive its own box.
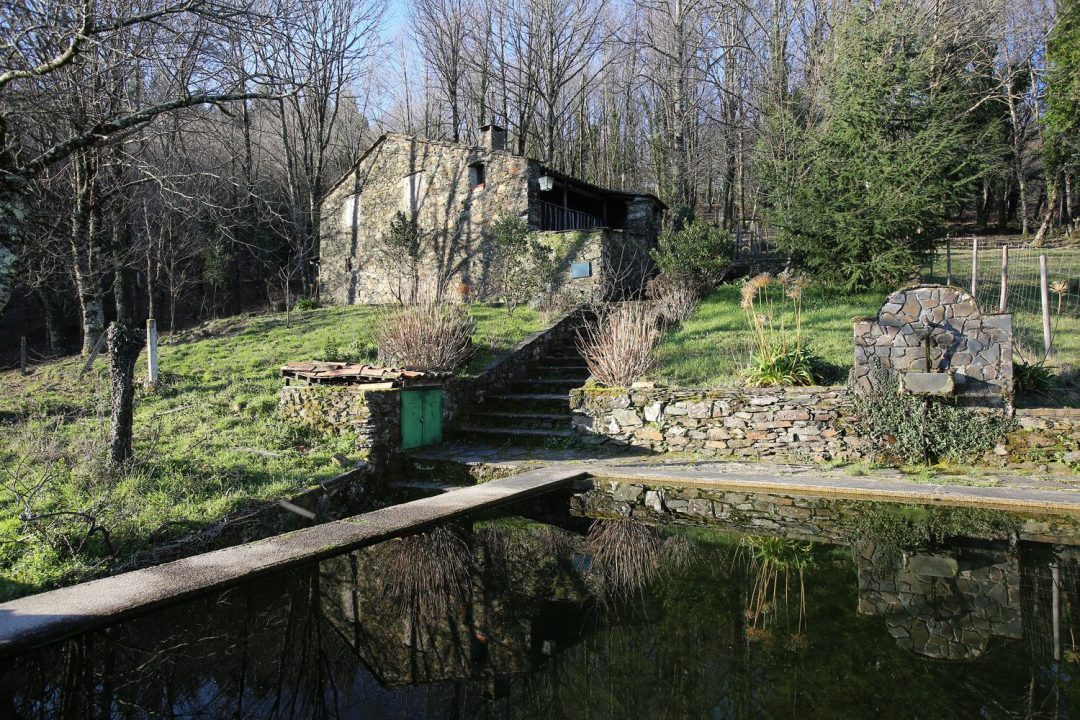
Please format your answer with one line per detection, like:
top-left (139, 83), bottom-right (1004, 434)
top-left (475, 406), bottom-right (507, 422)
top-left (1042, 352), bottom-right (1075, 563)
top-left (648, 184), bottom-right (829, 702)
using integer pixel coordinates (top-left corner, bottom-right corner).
top-left (921, 237), bottom-right (1080, 364)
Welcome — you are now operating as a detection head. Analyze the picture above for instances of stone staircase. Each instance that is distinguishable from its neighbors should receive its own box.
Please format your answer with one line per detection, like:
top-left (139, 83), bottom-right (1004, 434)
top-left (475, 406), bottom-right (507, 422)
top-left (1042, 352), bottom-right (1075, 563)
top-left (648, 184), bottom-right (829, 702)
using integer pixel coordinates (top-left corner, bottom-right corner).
top-left (456, 336), bottom-right (590, 445)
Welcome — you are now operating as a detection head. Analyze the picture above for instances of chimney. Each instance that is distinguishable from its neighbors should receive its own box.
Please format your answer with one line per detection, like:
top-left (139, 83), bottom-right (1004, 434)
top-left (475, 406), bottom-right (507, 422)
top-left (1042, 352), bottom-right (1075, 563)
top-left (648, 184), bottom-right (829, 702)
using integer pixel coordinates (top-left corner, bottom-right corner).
top-left (479, 124), bottom-right (506, 152)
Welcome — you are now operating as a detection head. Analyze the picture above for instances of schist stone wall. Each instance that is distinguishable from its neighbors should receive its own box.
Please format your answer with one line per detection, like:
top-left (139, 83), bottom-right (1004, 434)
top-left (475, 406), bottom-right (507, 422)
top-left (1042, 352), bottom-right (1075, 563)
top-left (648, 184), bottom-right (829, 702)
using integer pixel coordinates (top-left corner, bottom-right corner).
top-left (319, 132), bottom-right (662, 305)
top-left (279, 385), bottom-right (401, 458)
top-left (853, 285), bottom-right (1013, 404)
top-left (320, 133), bottom-right (532, 306)
top-left (569, 385), bottom-right (867, 462)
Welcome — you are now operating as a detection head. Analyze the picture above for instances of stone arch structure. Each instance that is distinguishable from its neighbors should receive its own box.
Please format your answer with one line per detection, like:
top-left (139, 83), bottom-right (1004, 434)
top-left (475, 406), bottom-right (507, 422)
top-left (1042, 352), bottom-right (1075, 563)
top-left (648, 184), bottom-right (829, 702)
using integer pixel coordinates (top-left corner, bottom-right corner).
top-left (853, 284), bottom-right (1013, 404)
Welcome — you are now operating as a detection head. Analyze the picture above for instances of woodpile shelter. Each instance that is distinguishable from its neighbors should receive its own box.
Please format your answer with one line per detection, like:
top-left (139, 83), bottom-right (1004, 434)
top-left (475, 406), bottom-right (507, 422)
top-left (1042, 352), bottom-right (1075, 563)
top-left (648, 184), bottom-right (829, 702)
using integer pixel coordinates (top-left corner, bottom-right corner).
top-left (280, 361), bottom-right (448, 388)
top-left (280, 362), bottom-right (448, 451)
top-left (319, 125), bottom-right (666, 306)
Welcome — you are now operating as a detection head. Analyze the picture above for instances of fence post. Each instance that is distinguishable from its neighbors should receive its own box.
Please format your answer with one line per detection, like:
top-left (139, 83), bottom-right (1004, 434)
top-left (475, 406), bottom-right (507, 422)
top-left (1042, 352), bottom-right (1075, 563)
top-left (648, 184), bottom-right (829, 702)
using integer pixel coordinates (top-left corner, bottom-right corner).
top-left (946, 235), bottom-right (952, 285)
top-left (970, 236), bottom-right (979, 297)
top-left (999, 245), bottom-right (1009, 313)
top-left (1040, 254), bottom-right (1053, 356)
top-left (20, 336), bottom-right (27, 376)
top-left (146, 318), bottom-right (159, 388)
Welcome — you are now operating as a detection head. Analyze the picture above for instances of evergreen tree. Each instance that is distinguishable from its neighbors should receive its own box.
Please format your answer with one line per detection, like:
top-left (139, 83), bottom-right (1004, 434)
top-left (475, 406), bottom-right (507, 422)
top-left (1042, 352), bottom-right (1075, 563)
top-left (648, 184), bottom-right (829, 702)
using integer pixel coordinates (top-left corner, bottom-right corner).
top-left (1044, 0), bottom-right (1080, 220)
top-left (758, 1), bottom-right (994, 290)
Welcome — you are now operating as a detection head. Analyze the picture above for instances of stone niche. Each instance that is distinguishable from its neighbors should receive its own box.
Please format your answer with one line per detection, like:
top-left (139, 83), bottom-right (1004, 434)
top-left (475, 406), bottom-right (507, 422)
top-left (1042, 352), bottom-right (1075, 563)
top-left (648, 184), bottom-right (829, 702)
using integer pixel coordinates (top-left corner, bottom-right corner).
top-left (853, 285), bottom-right (1013, 405)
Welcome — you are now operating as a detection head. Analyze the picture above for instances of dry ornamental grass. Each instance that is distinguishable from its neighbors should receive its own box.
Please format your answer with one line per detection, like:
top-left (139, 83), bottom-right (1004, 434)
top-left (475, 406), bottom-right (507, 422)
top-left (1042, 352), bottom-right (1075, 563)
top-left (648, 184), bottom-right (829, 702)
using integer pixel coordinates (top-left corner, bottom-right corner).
top-left (376, 303), bottom-right (477, 372)
top-left (576, 302), bottom-right (661, 387)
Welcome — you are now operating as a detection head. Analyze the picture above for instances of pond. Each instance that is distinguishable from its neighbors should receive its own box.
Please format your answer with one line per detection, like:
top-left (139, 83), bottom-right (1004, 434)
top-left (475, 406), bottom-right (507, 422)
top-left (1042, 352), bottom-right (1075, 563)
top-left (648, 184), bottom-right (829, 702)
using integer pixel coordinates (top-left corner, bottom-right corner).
top-left (3, 488), bottom-right (1080, 719)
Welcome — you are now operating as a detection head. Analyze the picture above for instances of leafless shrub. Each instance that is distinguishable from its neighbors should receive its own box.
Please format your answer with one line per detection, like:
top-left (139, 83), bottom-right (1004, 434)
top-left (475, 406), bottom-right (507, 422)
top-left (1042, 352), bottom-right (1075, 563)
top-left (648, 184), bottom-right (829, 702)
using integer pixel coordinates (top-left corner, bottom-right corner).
top-left (0, 422), bottom-right (114, 559)
top-left (576, 302), bottom-right (661, 386)
top-left (646, 273), bottom-right (699, 326)
top-left (366, 525), bottom-right (474, 623)
top-left (375, 302), bottom-right (476, 372)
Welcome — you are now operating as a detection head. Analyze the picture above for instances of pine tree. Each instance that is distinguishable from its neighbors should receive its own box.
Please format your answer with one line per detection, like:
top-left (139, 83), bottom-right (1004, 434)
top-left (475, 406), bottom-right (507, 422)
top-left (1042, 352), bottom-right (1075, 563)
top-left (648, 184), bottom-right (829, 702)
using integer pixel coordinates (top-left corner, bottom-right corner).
top-left (758, 1), bottom-right (994, 290)
top-left (1044, 0), bottom-right (1080, 221)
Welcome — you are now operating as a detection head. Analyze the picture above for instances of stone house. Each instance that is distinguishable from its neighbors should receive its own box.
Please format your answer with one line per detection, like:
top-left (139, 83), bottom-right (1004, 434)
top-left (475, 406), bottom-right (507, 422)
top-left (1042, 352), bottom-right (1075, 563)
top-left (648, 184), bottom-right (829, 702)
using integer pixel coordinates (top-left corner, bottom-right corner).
top-left (319, 125), bottom-right (666, 305)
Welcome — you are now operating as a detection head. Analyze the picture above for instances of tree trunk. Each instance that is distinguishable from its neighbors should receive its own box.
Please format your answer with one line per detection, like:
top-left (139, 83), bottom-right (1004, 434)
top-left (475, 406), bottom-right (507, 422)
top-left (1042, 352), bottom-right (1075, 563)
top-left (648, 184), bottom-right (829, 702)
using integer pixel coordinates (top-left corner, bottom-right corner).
top-left (40, 289), bottom-right (66, 355)
top-left (107, 322), bottom-right (143, 467)
top-left (72, 151), bottom-right (105, 355)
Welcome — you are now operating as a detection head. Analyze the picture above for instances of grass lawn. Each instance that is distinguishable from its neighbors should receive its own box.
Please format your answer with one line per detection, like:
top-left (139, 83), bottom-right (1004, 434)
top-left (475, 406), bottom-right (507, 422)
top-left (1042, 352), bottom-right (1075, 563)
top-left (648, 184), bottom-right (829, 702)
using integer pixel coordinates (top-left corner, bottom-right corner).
top-left (654, 281), bottom-right (1080, 389)
top-left (0, 304), bottom-right (545, 598)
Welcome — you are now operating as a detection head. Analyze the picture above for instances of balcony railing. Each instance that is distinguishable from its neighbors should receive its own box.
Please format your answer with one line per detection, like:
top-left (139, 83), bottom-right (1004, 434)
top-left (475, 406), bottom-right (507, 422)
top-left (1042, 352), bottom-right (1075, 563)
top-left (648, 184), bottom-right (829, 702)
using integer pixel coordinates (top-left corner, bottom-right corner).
top-left (537, 200), bottom-right (602, 231)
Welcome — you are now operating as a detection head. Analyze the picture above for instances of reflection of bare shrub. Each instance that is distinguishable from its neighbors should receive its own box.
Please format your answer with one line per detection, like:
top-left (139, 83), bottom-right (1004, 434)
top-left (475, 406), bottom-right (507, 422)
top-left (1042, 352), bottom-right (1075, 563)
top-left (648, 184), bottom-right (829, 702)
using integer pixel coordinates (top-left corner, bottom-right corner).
top-left (367, 525), bottom-right (473, 622)
top-left (586, 521), bottom-right (699, 601)
top-left (376, 303), bottom-right (476, 372)
top-left (647, 273), bottom-right (699, 326)
top-left (576, 303), bottom-right (661, 387)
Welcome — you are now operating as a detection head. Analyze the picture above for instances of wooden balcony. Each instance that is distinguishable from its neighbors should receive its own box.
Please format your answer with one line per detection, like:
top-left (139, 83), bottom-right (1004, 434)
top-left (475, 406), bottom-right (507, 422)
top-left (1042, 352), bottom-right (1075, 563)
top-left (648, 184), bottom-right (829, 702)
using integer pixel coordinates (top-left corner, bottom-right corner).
top-left (537, 200), bottom-right (603, 232)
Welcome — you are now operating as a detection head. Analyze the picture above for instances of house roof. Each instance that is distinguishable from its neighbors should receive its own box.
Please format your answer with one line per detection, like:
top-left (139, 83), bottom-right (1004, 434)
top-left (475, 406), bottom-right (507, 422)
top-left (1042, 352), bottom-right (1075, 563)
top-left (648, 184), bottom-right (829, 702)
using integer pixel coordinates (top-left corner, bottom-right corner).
top-left (325, 132), bottom-right (667, 209)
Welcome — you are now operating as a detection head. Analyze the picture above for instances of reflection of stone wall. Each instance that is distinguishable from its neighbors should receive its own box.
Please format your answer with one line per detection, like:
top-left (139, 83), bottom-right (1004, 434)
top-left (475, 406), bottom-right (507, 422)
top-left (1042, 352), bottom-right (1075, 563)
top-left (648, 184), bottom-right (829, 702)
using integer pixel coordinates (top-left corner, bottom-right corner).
top-left (853, 285), bottom-right (1013, 404)
top-left (856, 544), bottom-right (1022, 660)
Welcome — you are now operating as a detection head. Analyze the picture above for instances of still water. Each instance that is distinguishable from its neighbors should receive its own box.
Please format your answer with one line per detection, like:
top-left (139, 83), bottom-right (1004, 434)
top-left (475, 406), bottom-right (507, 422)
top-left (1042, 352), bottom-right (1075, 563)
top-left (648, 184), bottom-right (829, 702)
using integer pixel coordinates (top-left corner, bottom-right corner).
top-left (3, 490), bottom-right (1080, 719)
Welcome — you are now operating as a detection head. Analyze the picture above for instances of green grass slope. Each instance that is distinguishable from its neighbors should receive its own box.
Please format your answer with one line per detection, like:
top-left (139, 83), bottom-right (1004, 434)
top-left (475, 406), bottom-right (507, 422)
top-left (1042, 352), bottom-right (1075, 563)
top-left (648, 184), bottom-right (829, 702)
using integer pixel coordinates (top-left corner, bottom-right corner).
top-left (0, 304), bottom-right (544, 597)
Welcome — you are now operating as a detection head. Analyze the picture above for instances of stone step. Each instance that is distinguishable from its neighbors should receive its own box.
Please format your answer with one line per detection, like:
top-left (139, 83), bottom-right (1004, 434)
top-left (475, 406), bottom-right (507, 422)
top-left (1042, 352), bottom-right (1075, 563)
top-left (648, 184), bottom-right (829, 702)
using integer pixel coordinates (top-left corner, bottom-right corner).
top-left (471, 411), bottom-right (573, 430)
top-left (486, 393), bottom-right (571, 414)
top-left (456, 426), bottom-right (577, 444)
top-left (491, 392), bottom-right (569, 403)
top-left (511, 379), bottom-right (581, 392)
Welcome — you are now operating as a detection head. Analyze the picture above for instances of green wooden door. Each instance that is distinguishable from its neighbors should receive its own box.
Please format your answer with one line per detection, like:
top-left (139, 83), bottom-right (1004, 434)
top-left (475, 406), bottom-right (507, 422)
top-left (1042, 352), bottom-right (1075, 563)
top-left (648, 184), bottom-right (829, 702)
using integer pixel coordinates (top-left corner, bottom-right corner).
top-left (401, 388), bottom-right (443, 449)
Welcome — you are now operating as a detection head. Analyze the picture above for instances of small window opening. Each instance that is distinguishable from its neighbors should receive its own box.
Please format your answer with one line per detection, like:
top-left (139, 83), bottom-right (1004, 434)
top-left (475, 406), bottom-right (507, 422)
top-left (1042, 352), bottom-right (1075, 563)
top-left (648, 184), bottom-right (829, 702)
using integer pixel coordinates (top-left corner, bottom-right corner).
top-left (469, 162), bottom-right (486, 189)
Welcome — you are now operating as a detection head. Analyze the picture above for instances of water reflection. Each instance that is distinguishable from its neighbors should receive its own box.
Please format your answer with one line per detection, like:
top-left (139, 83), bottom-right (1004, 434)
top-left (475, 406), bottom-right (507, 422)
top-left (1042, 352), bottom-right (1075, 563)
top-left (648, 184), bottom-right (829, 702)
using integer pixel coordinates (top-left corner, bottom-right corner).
top-left (3, 496), bottom-right (1080, 718)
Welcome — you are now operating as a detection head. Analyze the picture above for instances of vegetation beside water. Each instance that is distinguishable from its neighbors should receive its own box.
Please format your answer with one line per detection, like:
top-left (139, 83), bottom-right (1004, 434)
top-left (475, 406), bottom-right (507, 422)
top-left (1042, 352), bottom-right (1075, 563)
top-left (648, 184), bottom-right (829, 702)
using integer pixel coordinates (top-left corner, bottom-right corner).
top-left (653, 280), bottom-right (1080, 391)
top-left (0, 305), bottom-right (545, 599)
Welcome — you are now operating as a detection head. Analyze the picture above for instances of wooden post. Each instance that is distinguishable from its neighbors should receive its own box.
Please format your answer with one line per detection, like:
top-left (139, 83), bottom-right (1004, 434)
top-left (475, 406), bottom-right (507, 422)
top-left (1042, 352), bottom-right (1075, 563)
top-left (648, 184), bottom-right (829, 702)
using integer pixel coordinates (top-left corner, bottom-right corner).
top-left (998, 245), bottom-right (1009, 312)
top-left (1040, 254), bottom-right (1053, 356)
top-left (945, 235), bottom-right (952, 285)
top-left (970, 236), bottom-right (979, 298)
top-left (146, 318), bottom-right (159, 388)
top-left (20, 336), bottom-right (27, 375)
top-left (80, 331), bottom-right (107, 376)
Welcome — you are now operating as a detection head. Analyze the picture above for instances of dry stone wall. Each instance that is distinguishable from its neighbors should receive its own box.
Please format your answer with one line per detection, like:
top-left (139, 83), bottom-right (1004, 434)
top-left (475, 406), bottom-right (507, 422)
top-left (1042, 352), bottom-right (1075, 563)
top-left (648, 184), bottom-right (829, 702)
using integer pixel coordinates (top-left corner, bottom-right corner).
top-left (853, 284), bottom-right (1013, 405)
top-left (570, 385), bottom-right (867, 462)
top-left (279, 385), bottom-right (400, 457)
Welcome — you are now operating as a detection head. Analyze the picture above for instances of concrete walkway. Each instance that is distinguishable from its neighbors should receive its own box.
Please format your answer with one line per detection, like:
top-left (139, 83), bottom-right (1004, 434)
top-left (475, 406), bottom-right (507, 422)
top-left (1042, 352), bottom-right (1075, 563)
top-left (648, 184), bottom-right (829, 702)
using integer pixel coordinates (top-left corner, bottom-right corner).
top-left (0, 465), bottom-right (589, 657)
top-left (587, 461), bottom-right (1080, 514)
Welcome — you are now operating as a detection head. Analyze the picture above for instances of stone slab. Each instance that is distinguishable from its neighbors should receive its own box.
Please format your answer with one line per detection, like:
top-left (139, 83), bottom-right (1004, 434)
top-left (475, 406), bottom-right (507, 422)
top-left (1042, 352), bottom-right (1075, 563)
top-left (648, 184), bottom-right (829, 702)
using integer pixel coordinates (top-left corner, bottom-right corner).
top-left (900, 371), bottom-right (954, 396)
top-left (586, 462), bottom-right (1080, 515)
top-left (0, 465), bottom-right (589, 657)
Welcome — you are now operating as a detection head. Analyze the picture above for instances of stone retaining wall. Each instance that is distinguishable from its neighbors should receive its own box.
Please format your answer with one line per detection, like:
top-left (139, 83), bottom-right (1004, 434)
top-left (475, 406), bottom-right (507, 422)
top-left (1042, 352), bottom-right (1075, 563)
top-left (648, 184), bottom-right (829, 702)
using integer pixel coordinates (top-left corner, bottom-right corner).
top-left (569, 385), bottom-right (868, 462)
top-left (1010, 407), bottom-right (1080, 464)
top-left (279, 385), bottom-right (400, 459)
top-left (570, 384), bottom-right (1080, 466)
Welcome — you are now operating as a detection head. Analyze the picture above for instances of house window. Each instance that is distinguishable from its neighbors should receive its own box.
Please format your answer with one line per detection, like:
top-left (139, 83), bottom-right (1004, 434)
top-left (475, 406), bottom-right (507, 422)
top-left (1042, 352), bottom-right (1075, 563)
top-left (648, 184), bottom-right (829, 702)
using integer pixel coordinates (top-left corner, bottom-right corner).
top-left (403, 172), bottom-right (425, 212)
top-left (469, 162), bottom-right (486, 189)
